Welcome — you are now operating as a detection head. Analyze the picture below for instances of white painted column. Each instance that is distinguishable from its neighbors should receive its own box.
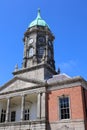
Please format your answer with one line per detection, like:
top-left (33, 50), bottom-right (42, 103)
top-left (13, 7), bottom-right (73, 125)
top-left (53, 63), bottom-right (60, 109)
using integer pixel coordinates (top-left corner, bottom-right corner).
top-left (5, 98), bottom-right (10, 122)
top-left (41, 92), bottom-right (46, 119)
top-left (21, 95), bottom-right (25, 121)
top-left (37, 93), bottom-right (41, 119)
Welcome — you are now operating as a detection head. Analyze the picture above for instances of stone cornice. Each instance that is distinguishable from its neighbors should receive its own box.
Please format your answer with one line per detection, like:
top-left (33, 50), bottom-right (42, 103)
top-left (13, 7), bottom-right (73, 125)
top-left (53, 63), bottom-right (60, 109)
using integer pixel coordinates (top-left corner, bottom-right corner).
top-left (0, 86), bottom-right (46, 99)
top-left (0, 81), bottom-right (46, 97)
top-left (0, 75), bottom-right (87, 98)
top-left (13, 63), bottom-right (57, 76)
top-left (47, 76), bottom-right (87, 91)
top-left (24, 26), bottom-right (54, 39)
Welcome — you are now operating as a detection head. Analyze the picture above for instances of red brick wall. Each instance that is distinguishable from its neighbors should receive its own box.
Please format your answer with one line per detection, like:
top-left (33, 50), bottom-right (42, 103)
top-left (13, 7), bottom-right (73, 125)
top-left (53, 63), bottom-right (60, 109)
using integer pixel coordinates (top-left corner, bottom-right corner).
top-left (47, 86), bottom-right (85, 121)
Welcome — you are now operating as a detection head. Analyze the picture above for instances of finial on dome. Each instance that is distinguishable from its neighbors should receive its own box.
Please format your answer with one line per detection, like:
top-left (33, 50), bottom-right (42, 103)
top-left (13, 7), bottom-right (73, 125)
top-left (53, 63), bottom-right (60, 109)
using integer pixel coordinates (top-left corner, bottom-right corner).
top-left (37, 8), bottom-right (41, 19)
top-left (38, 8), bottom-right (40, 13)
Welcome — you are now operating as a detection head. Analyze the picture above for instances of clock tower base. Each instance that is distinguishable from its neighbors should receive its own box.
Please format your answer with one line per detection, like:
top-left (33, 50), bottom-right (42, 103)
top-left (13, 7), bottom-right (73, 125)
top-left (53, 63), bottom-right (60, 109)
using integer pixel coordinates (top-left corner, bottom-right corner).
top-left (13, 63), bottom-right (57, 80)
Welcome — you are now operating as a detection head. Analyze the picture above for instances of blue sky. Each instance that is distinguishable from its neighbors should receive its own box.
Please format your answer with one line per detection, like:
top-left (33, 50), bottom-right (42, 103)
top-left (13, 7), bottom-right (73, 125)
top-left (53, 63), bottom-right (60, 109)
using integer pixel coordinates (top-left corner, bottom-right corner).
top-left (0, 0), bottom-right (87, 85)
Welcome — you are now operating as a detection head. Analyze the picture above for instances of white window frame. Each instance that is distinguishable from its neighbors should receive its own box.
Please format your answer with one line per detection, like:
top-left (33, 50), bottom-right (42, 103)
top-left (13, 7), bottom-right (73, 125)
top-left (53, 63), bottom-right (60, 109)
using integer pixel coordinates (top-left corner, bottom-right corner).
top-left (58, 96), bottom-right (70, 120)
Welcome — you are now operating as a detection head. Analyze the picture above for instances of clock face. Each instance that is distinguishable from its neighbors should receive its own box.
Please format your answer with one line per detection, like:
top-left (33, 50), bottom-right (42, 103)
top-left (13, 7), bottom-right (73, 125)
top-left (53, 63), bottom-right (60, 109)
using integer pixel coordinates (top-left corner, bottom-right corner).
top-left (29, 47), bottom-right (33, 57)
top-left (38, 36), bottom-right (45, 43)
top-left (28, 38), bottom-right (33, 45)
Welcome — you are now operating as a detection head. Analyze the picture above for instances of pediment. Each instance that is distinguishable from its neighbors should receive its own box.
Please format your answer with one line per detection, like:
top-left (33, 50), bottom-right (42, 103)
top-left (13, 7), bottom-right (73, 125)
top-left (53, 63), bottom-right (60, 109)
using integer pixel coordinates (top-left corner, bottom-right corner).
top-left (0, 76), bottom-right (45, 94)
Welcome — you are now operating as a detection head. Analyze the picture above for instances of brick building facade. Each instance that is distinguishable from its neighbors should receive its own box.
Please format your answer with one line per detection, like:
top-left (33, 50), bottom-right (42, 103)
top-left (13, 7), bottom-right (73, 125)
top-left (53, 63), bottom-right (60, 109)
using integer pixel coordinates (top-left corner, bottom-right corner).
top-left (47, 75), bottom-right (87, 130)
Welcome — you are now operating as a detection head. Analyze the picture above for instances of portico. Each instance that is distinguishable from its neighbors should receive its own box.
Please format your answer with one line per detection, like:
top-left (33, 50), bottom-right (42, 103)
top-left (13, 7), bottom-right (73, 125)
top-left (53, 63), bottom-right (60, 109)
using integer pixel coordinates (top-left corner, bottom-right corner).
top-left (0, 89), bottom-right (46, 123)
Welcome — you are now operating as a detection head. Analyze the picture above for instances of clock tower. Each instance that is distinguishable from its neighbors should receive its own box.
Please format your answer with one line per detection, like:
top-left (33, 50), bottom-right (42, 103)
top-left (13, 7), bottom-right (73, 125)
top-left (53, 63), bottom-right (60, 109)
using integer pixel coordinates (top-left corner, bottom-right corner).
top-left (13, 9), bottom-right (57, 80)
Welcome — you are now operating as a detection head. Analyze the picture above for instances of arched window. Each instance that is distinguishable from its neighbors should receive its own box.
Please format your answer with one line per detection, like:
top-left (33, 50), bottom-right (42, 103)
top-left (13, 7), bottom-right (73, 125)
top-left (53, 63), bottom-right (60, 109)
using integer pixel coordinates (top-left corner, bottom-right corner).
top-left (28, 47), bottom-right (33, 57)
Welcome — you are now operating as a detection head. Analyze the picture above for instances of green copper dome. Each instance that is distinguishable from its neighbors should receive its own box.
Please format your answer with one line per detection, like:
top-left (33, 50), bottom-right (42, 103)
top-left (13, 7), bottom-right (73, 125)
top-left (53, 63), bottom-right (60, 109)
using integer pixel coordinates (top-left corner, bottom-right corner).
top-left (29, 9), bottom-right (49, 28)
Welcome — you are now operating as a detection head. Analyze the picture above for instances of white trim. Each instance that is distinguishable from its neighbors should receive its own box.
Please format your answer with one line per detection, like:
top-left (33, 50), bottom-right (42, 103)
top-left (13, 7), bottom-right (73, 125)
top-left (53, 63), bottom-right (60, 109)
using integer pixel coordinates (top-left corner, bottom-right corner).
top-left (58, 95), bottom-right (70, 120)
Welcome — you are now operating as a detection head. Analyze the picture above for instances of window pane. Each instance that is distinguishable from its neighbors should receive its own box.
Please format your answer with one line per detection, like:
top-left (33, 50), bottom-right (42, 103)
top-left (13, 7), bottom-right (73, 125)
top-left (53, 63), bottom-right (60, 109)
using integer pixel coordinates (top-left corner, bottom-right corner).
top-left (29, 48), bottom-right (33, 57)
top-left (59, 97), bottom-right (70, 119)
top-left (24, 109), bottom-right (30, 120)
top-left (1, 109), bottom-right (6, 122)
top-left (11, 111), bottom-right (16, 122)
top-left (38, 47), bottom-right (44, 57)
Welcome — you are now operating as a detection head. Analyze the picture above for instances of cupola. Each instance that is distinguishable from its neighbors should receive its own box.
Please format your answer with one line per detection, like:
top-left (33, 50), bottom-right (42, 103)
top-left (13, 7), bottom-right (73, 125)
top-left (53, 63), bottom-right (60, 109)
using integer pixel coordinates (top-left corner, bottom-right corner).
top-left (29, 9), bottom-right (49, 28)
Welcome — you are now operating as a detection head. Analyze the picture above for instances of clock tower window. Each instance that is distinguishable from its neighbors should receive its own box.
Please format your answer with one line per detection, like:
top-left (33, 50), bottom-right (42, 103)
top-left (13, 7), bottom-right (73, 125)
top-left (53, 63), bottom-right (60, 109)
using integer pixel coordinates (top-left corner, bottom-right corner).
top-left (28, 38), bottom-right (33, 45)
top-left (38, 46), bottom-right (44, 58)
top-left (28, 47), bottom-right (33, 57)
